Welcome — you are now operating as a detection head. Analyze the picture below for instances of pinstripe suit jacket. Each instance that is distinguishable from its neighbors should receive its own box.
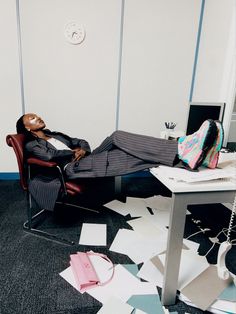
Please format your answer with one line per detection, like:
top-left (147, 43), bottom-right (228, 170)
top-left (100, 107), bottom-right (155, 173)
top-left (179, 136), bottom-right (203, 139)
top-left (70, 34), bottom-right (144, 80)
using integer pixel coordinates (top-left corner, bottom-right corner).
top-left (25, 129), bottom-right (91, 168)
top-left (25, 129), bottom-right (91, 210)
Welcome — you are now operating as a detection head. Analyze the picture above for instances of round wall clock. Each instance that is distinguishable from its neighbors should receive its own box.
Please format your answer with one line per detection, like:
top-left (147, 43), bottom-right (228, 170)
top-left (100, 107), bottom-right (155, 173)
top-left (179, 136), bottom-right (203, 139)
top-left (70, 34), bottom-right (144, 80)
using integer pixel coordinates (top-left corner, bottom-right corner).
top-left (64, 22), bottom-right (86, 45)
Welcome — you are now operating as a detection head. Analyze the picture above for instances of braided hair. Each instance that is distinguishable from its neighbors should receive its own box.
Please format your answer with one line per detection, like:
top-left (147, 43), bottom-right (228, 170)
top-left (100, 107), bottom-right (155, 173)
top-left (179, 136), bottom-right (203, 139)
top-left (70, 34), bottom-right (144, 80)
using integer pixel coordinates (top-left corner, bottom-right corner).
top-left (16, 115), bottom-right (35, 141)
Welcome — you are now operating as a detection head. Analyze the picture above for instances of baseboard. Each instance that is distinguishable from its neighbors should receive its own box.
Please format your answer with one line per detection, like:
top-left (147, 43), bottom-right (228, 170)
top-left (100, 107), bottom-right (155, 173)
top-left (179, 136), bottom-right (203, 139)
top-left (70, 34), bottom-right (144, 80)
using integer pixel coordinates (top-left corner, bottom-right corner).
top-left (0, 173), bottom-right (19, 180)
top-left (0, 171), bottom-right (151, 180)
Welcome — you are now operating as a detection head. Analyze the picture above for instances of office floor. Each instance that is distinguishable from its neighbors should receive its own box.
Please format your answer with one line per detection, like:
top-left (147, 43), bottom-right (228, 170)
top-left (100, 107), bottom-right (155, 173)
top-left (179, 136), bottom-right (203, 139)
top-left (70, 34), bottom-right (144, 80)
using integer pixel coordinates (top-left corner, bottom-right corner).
top-left (0, 177), bottom-right (235, 314)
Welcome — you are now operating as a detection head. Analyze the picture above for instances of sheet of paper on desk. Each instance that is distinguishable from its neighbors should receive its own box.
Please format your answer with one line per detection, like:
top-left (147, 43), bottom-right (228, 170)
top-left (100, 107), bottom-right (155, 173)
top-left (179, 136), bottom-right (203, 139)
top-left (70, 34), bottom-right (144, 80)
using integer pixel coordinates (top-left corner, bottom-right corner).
top-left (150, 165), bottom-right (235, 183)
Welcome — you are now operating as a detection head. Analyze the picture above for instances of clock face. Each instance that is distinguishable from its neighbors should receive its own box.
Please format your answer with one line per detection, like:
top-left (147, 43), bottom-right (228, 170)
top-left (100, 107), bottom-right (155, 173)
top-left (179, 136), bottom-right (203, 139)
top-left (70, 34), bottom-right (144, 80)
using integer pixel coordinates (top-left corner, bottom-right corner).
top-left (64, 22), bottom-right (85, 45)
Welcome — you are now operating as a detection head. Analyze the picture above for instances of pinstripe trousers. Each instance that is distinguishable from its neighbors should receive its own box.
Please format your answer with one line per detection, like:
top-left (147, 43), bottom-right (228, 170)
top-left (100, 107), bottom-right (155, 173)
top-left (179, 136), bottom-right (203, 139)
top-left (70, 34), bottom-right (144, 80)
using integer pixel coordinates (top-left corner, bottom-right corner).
top-left (65, 130), bottom-right (178, 179)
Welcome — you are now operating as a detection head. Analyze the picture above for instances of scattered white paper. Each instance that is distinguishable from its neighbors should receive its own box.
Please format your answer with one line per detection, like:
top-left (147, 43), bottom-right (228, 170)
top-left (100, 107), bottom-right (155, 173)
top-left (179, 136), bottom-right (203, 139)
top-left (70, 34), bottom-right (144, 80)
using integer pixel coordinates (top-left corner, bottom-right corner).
top-left (144, 195), bottom-right (191, 215)
top-left (105, 197), bottom-right (150, 217)
top-left (109, 229), bottom-right (137, 255)
top-left (158, 249), bottom-right (209, 290)
top-left (135, 310), bottom-right (147, 314)
top-left (182, 239), bottom-right (200, 251)
top-left (131, 282), bottom-right (159, 297)
top-left (127, 237), bottom-right (167, 264)
top-left (87, 264), bottom-right (157, 304)
top-left (79, 223), bottom-right (107, 246)
top-left (137, 258), bottom-right (163, 288)
top-left (96, 296), bottom-right (134, 314)
top-left (209, 299), bottom-right (236, 313)
top-left (89, 254), bottom-right (114, 283)
top-left (127, 216), bottom-right (166, 237)
top-left (144, 195), bottom-right (172, 211)
top-left (59, 163), bottom-right (236, 313)
top-left (179, 293), bottom-right (236, 313)
top-left (150, 210), bottom-right (170, 231)
top-left (104, 200), bottom-right (132, 216)
top-left (162, 307), bottom-right (170, 314)
top-left (180, 265), bottom-right (232, 311)
top-left (126, 197), bottom-right (151, 217)
top-left (109, 228), bottom-right (167, 264)
top-left (137, 250), bottom-right (209, 291)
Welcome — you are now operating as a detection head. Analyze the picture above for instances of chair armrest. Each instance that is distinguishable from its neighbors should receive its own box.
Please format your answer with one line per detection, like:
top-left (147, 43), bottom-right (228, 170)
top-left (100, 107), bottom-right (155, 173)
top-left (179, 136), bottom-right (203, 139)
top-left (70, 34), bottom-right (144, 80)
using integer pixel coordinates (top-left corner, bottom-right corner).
top-left (27, 157), bottom-right (68, 196)
top-left (26, 157), bottom-right (84, 197)
top-left (27, 158), bottom-right (58, 168)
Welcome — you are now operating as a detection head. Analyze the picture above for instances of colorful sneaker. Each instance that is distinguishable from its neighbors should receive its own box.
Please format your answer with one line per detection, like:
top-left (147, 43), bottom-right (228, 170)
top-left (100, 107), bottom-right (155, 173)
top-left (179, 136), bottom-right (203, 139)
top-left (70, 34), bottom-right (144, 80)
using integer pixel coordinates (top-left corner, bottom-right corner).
top-left (178, 119), bottom-right (217, 170)
top-left (202, 120), bottom-right (224, 168)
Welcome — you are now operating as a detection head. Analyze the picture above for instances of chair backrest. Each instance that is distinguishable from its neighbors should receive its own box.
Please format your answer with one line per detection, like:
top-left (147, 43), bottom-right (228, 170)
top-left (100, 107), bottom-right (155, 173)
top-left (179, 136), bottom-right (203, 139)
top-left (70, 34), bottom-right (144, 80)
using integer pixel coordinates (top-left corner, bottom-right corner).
top-left (6, 134), bottom-right (28, 191)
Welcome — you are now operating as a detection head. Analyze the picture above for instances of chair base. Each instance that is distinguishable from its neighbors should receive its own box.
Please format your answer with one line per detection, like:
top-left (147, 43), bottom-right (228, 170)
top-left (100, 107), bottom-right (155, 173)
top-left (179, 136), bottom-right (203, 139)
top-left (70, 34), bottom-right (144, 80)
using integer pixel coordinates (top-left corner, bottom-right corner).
top-left (56, 201), bottom-right (100, 213)
top-left (23, 202), bottom-right (100, 245)
top-left (23, 209), bottom-right (75, 246)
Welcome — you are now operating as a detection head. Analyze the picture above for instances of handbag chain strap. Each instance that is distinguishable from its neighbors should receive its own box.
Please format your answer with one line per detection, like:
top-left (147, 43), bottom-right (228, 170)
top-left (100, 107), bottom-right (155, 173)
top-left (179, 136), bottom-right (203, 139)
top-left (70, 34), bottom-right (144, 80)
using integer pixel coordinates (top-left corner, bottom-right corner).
top-left (87, 250), bottom-right (115, 285)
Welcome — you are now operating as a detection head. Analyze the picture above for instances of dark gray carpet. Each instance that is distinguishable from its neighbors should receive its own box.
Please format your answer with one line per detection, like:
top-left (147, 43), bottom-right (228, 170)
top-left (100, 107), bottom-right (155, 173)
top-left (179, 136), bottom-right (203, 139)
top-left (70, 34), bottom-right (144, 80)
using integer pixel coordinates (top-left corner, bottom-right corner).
top-left (0, 177), bottom-right (235, 314)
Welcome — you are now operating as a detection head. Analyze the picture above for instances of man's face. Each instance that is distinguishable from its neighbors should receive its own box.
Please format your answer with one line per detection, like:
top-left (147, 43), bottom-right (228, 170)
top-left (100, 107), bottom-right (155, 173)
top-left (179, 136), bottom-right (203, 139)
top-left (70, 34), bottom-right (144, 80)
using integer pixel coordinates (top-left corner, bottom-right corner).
top-left (23, 113), bottom-right (46, 132)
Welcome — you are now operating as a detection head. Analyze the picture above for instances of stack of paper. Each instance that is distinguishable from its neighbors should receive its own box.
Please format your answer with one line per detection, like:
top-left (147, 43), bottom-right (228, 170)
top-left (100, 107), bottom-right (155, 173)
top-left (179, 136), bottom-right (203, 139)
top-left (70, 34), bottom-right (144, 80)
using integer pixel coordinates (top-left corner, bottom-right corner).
top-left (150, 165), bottom-right (235, 183)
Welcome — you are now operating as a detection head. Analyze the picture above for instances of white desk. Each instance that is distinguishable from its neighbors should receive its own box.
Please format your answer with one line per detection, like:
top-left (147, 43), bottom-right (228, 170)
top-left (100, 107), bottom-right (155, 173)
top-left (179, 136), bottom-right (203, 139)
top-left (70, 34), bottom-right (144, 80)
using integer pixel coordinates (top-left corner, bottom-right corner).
top-left (150, 164), bottom-right (236, 305)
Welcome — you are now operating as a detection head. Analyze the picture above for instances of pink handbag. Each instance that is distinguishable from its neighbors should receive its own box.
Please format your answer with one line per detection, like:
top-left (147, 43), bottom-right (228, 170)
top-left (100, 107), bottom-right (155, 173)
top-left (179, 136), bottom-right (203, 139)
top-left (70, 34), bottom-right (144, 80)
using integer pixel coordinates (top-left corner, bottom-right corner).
top-left (70, 250), bottom-right (114, 293)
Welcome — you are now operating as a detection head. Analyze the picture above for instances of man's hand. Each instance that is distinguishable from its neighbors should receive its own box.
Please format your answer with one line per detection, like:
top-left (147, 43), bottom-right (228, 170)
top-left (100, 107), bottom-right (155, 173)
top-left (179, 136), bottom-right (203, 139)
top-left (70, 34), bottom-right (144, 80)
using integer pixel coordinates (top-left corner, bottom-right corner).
top-left (72, 148), bottom-right (86, 161)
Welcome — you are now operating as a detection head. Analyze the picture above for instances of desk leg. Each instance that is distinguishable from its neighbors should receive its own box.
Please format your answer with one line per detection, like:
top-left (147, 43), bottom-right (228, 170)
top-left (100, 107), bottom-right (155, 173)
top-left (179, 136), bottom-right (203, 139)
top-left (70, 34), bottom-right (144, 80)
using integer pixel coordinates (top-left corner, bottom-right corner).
top-left (161, 194), bottom-right (187, 305)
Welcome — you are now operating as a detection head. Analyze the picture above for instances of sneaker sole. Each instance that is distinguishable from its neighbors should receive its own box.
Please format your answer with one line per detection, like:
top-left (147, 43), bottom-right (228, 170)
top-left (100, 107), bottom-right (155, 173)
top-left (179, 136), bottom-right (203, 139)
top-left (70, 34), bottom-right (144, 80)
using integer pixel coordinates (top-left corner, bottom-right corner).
top-left (202, 121), bottom-right (224, 168)
top-left (183, 120), bottom-right (218, 170)
top-left (194, 119), bottom-right (218, 169)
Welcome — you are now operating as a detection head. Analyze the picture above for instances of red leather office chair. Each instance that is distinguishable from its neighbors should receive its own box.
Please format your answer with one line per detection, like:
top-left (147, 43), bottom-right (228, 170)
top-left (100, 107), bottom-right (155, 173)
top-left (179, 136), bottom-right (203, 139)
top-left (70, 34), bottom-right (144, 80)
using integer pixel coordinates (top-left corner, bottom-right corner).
top-left (6, 134), bottom-right (98, 245)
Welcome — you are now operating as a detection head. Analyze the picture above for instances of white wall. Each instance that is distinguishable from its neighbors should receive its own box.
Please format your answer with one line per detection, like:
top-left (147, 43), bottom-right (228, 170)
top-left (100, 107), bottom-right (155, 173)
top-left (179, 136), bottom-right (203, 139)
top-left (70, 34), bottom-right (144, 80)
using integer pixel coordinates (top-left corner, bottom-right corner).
top-left (118, 0), bottom-right (201, 136)
top-left (20, 0), bottom-right (121, 149)
top-left (228, 113), bottom-right (236, 142)
top-left (0, 0), bottom-right (22, 172)
top-left (1, 0), bottom-right (236, 174)
top-left (193, 0), bottom-right (236, 145)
